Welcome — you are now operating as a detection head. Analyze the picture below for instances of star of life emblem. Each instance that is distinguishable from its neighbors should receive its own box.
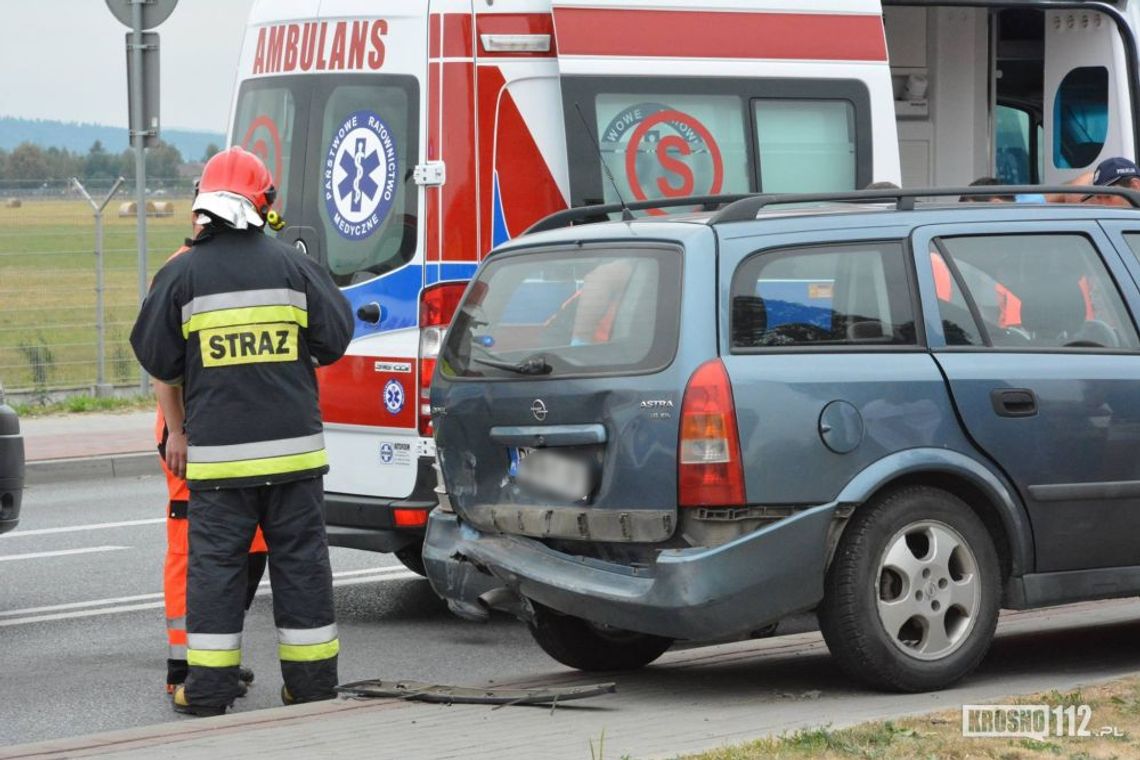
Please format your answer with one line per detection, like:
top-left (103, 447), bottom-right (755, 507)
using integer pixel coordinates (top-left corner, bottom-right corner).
top-left (383, 379), bottom-right (405, 415)
top-left (324, 110), bottom-right (399, 241)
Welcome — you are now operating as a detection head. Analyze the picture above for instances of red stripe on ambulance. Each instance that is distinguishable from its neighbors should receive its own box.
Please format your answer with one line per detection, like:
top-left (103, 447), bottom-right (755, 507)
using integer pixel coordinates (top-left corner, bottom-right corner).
top-left (552, 9), bottom-right (888, 62)
top-left (317, 356), bottom-right (416, 429)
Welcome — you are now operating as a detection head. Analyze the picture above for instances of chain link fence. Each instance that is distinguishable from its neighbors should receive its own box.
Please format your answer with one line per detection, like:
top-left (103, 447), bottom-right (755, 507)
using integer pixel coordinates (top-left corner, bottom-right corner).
top-left (0, 179), bottom-right (191, 398)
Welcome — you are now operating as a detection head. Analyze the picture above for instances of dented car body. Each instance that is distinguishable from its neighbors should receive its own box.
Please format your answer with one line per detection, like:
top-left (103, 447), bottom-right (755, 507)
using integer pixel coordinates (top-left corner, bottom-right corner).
top-left (425, 189), bottom-right (1140, 690)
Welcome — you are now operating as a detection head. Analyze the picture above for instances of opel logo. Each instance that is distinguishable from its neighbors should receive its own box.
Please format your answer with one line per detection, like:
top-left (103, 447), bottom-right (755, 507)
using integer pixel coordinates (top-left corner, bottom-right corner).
top-left (294, 239), bottom-right (309, 255)
top-left (530, 399), bottom-right (548, 422)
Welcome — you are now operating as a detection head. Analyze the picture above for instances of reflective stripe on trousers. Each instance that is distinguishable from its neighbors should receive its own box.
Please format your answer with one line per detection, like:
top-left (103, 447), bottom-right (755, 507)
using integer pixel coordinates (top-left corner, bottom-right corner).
top-left (187, 632), bottom-right (242, 668)
top-left (168, 616), bottom-right (187, 660)
top-left (278, 624), bottom-right (339, 662)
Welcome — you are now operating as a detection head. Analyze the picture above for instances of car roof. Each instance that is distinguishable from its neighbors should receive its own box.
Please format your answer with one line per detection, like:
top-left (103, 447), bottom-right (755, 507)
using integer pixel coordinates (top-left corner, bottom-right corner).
top-left (501, 198), bottom-right (1140, 254)
top-left (501, 186), bottom-right (1140, 252)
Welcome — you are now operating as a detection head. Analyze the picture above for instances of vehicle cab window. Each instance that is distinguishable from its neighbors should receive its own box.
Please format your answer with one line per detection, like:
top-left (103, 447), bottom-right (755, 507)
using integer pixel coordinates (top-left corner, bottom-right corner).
top-left (931, 234), bottom-right (1139, 350)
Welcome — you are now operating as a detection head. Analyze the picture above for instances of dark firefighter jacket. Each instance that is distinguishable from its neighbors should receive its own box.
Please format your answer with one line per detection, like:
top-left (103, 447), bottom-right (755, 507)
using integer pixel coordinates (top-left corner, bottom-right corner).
top-left (130, 225), bottom-right (354, 490)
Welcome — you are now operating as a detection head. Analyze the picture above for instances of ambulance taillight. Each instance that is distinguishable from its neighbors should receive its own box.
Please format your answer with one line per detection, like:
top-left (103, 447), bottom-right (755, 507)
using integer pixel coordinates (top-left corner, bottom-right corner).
top-left (418, 283), bottom-right (466, 437)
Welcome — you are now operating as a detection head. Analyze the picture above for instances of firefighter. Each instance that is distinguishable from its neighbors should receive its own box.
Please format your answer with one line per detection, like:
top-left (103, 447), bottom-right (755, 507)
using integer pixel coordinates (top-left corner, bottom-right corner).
top-left (157, 207), bottom-right (271, 696)
top-left (131, 147), bottom-right (354, 716)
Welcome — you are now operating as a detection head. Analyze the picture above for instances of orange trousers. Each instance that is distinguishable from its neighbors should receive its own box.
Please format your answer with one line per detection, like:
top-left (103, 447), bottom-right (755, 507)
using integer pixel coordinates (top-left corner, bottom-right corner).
top-left (159, 412), bottom-right (267, 668)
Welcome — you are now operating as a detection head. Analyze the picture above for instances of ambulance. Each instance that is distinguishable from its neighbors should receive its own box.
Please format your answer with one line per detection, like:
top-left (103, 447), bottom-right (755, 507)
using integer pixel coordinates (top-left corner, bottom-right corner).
top-left (229, 0), bottom-right (1140, 567)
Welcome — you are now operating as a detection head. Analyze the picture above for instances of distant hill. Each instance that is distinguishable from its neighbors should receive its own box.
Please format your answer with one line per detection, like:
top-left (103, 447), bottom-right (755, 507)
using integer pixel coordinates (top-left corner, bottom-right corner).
top-left (0, 116), bottom-right (224, 162)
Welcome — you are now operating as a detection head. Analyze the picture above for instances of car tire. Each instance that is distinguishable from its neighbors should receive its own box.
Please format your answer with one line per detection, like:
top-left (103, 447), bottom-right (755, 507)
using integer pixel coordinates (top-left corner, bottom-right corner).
top-left (819, 485), bottom-right (1000, 692)
top-left (394, 545), bottom-right (427, 577)
top-left (528, 603), bottom-right (673, 672)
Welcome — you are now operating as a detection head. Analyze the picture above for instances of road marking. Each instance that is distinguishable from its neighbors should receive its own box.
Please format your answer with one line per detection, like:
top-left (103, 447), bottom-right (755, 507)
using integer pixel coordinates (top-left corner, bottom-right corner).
top-left (0, 567), bottom-right (419, 627)
top-left (0, 518), bottom-right (166, 537)
top-left (0, 545), bottom-right (130, 562)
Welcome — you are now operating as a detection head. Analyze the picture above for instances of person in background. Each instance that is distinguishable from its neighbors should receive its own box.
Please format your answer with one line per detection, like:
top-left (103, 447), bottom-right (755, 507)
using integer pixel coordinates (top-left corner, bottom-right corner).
top-left (1081, 157), bottom-right (1140, 207)
top-left (960, 177), bottom-right (1015, 203)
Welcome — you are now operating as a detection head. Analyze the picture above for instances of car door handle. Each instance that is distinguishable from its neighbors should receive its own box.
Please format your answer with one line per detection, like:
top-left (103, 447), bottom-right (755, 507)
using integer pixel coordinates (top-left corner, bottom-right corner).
top-left (990, 388), bottom-right (1038, 418)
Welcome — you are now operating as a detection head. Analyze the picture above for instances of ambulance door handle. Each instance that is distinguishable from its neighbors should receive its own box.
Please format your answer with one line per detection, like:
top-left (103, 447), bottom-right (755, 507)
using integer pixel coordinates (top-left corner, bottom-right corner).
top-left (358, 302), bottom-right (385, 324)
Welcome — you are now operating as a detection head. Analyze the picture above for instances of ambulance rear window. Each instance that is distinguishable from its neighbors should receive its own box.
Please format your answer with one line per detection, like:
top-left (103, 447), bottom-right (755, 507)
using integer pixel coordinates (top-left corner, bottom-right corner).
top-left (562, 76), bottom-right (873, 215)
top-left (231, 74), bottom-right (419, 287)
top-left (315, 81), bottom-right (418, 286)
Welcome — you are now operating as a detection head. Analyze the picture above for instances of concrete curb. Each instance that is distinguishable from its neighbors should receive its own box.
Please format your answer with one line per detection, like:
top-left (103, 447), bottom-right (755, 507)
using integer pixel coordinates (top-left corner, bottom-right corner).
top-left (25, 452), bottom-right (160, 485)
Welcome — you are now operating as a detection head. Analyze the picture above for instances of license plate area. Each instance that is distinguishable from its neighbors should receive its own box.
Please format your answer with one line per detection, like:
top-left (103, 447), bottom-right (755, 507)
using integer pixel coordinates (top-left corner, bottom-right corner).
top-left (508, 446), bottom-right (598, 503)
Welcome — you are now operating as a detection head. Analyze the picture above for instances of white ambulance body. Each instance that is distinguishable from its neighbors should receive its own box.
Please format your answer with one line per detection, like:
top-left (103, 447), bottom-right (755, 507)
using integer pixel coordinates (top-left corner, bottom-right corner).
top-left (230, 0), bottom-right (1140, 564)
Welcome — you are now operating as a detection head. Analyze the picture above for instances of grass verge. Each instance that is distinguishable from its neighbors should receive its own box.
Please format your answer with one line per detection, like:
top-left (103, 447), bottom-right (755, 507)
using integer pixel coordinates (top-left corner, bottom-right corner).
top-left (0, 198), bottom-right (187, 390)
top-left (11, 393), bottom-right (153, 417)
top-left (679, 675), bottom-right (1140, 760)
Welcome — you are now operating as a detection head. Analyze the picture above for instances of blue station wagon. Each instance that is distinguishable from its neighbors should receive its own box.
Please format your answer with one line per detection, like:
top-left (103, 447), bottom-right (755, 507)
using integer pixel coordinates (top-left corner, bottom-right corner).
top-left (424, 187), bottom-right (1140, 692)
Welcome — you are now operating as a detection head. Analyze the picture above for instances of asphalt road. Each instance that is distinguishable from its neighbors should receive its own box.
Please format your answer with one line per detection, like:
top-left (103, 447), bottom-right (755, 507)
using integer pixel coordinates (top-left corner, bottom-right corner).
top-left (0, 473), bottom-right (559, 746)
top-left (6, 475), bottom-right (1140, 757)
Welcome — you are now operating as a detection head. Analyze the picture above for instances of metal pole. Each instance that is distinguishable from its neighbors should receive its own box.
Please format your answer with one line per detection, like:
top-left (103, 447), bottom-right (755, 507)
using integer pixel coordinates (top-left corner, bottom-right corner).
top-left (73, 177), bottom-right (125, 398)
top-left (130, 0), bottom-right (149, 394)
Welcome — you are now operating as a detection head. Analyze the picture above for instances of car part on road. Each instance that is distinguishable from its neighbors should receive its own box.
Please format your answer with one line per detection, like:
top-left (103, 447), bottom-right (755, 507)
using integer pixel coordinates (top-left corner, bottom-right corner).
top-left (335, 678), bottom-right (616, 706)
top-left (819, 486), bottom-right (1001, 693)
top-left (528, 603), bottom-right (673, 672)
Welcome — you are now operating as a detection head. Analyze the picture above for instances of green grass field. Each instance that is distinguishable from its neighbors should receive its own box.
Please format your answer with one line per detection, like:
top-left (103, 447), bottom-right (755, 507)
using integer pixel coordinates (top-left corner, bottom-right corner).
top-left (0, 197), bottom-right (188, 393)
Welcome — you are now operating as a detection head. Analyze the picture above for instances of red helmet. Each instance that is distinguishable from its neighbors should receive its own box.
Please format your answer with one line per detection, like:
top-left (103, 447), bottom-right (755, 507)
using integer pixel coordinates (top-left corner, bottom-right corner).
top-left (197, 147), bottom-right (276, 216)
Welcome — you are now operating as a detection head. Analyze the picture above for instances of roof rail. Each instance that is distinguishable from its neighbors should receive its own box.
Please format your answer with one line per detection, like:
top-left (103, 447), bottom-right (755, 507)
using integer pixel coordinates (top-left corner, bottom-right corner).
top-left (710, 185), bottom-right (1140, 224)
top-left (524, 193), bottom-right (751, 235)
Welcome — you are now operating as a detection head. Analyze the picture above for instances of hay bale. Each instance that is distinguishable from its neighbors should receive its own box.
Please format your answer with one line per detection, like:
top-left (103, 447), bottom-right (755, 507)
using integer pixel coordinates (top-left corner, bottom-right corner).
top-left (119, 200), bottom-right (176, 217)
top-left (4, 198), bottom-right (21, 208)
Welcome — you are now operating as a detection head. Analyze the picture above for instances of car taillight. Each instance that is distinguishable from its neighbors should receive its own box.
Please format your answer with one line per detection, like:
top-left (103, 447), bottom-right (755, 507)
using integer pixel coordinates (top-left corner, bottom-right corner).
top-left (419, 282), bottom-right (466, 436)
top-left (392, 508), bottom-right (430, 528)
top-left (678, 359), bottom-right (745, 508)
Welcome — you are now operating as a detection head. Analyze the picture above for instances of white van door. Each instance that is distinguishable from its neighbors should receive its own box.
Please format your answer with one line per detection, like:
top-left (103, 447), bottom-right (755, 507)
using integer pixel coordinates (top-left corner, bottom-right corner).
top-left (1043, 6), bottom-right (1137, 181)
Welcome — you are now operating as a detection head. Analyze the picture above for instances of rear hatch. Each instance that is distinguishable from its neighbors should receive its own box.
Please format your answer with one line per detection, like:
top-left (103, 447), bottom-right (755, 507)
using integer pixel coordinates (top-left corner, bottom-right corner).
top-left (433, 240), bottom-right (699, 544)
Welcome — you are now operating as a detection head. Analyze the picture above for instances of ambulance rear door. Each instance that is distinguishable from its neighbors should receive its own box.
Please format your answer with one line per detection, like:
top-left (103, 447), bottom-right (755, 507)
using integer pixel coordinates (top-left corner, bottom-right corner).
top-left (230, 1), bottom-right (430, 503)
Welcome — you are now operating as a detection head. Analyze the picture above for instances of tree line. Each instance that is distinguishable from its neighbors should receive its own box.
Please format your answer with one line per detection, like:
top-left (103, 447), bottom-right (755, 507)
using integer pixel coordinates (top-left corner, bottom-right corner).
top-left (0, 140), bottom-right (221, 189)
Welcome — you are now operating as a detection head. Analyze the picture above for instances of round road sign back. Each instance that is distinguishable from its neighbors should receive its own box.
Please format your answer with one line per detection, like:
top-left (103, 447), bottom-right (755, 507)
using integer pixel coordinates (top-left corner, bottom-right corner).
top-left (105, 0), bottom-right (178, 30)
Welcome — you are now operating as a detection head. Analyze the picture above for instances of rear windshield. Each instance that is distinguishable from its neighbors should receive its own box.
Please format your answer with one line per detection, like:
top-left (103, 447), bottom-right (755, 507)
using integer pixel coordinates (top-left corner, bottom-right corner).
top-left (440, 246), bottom-right (682, 380)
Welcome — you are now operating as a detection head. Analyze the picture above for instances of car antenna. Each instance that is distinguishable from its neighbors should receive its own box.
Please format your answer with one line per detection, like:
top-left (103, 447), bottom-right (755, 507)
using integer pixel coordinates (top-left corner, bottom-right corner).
top-left (574, 102), bottom-right (635, 222)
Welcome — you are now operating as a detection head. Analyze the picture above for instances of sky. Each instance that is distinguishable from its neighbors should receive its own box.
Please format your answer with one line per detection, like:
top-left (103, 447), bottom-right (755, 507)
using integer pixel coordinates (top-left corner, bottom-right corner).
top-left (0, 0), bottom-right (256, 134)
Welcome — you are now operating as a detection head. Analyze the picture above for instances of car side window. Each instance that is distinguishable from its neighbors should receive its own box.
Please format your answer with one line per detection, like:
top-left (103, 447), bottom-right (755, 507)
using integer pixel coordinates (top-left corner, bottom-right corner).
top-left (1122, 233), bottom-right (1140, 265)
top-left (731, 241), bottom-right (915, 349)
top-left (934, 234), bottom-right (1139, 350)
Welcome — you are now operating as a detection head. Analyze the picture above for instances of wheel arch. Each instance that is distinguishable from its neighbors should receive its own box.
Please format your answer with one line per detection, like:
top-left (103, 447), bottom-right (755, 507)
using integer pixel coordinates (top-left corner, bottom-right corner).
top-left (831, 449), bottom-right (1034, 581)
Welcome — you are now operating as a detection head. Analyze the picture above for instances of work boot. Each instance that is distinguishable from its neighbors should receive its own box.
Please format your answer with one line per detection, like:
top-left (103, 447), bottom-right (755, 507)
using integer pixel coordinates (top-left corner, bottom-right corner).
top-left (171, 686), bottom-right (228, 717)
top-left (168, 667), bottom-right (252, 696)
top-left (281, 685), bottom-right (336, 706)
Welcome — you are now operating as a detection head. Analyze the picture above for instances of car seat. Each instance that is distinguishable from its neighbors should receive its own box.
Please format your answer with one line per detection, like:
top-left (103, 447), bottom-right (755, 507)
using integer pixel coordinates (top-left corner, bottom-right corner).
top-left (1018, 278), bottom-right (1088, 346)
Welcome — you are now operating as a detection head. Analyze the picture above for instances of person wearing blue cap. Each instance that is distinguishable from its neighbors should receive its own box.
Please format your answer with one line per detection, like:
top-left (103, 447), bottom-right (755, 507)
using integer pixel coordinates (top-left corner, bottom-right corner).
top-left (1084, 156), bottom-right (1140, 206)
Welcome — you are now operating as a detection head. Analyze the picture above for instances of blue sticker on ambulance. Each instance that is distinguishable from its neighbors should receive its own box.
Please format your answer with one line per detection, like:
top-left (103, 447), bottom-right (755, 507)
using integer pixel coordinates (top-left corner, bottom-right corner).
top-left (383, 379), bottom-right (405, 414)
top-left (324, 109), bottom-right (399, 241)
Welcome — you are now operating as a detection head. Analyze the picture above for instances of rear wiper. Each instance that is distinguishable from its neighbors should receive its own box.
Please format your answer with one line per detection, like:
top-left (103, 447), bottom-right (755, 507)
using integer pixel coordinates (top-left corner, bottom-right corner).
top-left (471, 354), bottom-right (552, 375)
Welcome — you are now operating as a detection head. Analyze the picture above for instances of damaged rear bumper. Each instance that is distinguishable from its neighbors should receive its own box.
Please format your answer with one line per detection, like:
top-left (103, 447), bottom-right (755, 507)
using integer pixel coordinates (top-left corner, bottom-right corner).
top-left (423, 503), bottom-right (838, 641)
